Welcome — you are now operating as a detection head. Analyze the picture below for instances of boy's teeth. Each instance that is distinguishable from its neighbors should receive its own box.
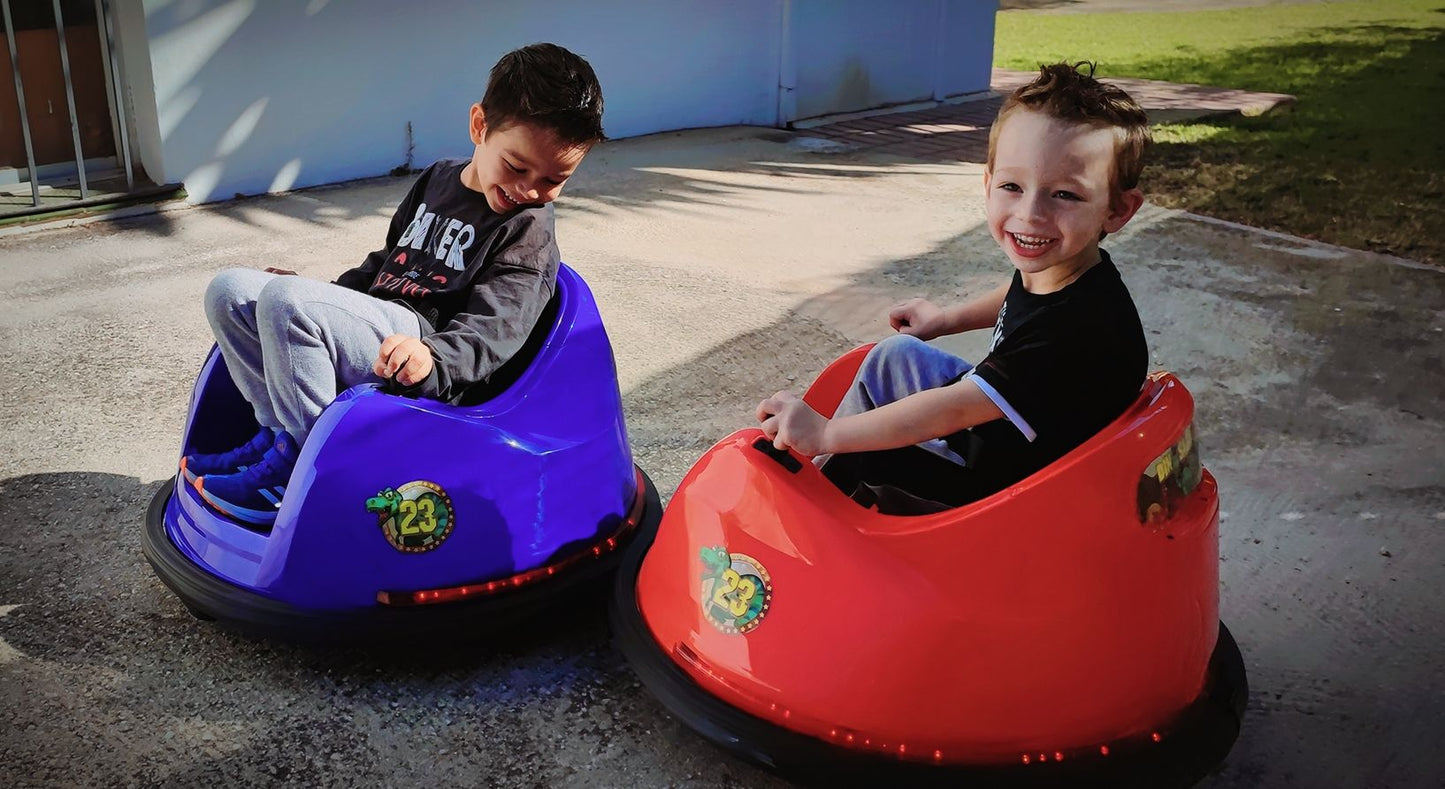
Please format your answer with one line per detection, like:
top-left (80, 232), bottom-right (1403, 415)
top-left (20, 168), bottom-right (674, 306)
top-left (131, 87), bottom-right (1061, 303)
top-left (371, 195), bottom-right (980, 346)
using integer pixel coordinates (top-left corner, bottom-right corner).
top-left (1013, 233), bottom-right (1050, 247)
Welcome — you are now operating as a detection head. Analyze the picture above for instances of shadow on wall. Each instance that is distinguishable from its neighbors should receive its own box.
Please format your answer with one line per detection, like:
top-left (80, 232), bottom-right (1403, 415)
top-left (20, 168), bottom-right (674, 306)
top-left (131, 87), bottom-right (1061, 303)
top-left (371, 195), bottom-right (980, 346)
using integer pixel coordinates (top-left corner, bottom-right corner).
top-left (125, 0), bottom-right (1001, 239)
top-left (144, 1), bottom-right (425, 214)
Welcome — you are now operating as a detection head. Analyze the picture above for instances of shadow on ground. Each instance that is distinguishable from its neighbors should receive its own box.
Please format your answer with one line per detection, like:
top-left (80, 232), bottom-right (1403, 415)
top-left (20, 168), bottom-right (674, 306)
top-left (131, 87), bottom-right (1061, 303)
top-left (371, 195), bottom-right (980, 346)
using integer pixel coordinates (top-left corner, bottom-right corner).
top-left (0, 471), bottom-right (785, 787)
top-left (1118, 24), bottom-right (1444, 264)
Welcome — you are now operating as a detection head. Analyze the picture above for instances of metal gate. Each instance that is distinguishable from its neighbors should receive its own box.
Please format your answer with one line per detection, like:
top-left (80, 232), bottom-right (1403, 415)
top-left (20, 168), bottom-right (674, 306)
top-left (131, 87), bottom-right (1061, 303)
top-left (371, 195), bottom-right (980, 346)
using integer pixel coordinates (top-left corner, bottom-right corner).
top-left (1, 0), bottom-right (137, 215)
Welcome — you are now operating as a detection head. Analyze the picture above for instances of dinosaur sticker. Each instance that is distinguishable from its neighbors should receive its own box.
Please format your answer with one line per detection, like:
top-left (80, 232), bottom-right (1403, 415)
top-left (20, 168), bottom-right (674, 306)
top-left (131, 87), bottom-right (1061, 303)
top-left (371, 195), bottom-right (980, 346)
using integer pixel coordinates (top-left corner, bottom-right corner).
top-left (700, 546), bottom-right (772, 634)
top-left (1137, 424), bottom-right (1203, 526)
top-left (366, 480), bottom-right (455, 553)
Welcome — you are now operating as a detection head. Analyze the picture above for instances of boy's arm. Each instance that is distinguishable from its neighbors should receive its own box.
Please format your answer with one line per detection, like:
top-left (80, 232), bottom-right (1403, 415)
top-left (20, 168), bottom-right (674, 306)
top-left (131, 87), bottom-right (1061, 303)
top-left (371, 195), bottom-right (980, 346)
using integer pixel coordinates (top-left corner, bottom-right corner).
top-left (891, 282), bottom-right (1008, 340)
top-left (759, 377), bottom-right (1004, 457)
top-left (335, 167), bottom-right (431, 292)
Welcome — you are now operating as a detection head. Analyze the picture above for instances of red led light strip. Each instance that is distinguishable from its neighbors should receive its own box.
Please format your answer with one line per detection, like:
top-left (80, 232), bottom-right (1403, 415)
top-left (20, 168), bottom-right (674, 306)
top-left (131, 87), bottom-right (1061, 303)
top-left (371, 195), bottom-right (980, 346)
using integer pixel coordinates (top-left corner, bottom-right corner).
top-left (376, 470), bottom-right (647, 606)
top-left (1020, 731), bottom-right (1161, 766)
top-left (677, 638), bottom-right (1172, 767)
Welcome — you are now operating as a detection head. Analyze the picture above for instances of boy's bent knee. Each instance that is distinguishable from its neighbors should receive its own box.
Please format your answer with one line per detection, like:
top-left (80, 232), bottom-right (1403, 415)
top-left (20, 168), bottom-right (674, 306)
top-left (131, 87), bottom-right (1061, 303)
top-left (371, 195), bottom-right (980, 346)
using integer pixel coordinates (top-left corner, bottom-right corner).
top-left (205, 268), bottom-right (270, 313)
top-left (255, 273), bottom-right (322, 315)
top-left (866, 333), bottom-right (930, 366)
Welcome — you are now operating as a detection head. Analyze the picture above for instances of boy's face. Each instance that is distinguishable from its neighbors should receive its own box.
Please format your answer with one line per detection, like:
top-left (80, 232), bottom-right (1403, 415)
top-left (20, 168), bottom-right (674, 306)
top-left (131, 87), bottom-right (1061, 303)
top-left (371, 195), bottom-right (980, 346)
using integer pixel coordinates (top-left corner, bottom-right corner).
top-left (984, 109), bottom-right (1142, 290)
top-left (462, 104), bottom-right (589, 214)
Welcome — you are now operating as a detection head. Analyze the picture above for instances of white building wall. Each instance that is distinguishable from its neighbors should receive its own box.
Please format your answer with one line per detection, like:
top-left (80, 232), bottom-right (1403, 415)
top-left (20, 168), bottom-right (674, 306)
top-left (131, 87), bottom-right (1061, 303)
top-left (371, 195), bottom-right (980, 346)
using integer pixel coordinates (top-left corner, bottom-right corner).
top-left (126, 0), bottom-right (996, 204)
top-left (936, 0), bottom-right (1000, 99)
top-left (786, 0), bottom-right (998, 122)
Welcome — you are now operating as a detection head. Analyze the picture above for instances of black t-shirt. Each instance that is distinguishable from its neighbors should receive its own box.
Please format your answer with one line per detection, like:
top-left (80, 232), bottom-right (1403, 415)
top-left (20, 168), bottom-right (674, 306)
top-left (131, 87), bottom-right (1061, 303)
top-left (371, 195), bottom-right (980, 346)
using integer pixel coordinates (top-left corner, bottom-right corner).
top-left (956, 250), bottom-right (1147, 493)
top-left (335, 159), bottom-right (559, 402)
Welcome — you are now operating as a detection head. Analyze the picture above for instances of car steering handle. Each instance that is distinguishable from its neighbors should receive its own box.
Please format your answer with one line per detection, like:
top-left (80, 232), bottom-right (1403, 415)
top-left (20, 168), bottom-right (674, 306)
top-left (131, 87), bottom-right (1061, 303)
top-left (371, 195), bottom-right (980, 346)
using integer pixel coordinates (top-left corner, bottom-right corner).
top-left (751, 436), bottom-right (803, 473)
top-left (382, 371), bottom-right (418, 398)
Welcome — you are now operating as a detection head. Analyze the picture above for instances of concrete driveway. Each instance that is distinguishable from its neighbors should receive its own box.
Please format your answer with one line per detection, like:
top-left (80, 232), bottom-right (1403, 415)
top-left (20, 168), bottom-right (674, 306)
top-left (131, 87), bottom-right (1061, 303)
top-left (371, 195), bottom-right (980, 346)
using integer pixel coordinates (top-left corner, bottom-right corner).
top-left (0, 125), bottom-right (1441, 788)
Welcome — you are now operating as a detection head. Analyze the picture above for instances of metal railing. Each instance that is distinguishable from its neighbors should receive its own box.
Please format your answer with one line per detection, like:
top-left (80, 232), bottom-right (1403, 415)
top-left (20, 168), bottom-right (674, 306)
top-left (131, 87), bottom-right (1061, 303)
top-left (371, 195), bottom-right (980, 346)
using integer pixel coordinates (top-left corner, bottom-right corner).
top-left (2, 0), bottom-right (132, 208)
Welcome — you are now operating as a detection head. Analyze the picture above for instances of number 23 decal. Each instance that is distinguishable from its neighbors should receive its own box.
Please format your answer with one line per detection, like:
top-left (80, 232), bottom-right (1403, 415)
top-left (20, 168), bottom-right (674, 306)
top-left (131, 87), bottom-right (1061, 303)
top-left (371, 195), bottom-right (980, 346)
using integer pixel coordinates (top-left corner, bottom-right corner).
top-left (712, 568), bottom-right (759, 618)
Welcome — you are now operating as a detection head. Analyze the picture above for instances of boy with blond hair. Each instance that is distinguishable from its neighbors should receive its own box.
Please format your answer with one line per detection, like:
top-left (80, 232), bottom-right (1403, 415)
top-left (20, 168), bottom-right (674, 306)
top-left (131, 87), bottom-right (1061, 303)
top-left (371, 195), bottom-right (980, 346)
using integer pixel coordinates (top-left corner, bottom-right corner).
top-left (760, 62), bottom-right (1150, 509)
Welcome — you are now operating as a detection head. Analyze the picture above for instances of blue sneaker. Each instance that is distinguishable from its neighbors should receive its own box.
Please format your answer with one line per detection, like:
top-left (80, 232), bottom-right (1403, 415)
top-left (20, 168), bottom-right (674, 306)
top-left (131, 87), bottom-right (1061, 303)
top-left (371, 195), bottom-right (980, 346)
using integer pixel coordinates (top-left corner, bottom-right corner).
top-left (180, 427), bottom-right (277, 484)
top-left (194, 432), bottom-right (300, 525)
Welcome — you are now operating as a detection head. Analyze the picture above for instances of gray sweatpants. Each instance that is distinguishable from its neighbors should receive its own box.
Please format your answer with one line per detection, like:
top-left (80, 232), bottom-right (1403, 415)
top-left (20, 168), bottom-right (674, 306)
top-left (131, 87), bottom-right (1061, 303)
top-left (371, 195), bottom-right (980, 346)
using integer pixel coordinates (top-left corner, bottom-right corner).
top-left (831, 333), bottom-right (974, 465)
top-left (203, 269), bottom-right (425, 445)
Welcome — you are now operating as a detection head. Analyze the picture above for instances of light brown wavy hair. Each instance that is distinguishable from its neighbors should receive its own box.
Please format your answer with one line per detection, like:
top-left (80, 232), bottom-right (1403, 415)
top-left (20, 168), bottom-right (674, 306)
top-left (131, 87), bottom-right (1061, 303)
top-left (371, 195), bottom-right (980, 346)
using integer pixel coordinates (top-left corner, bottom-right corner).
top-left (987, 61), bottom-right (1151, 211)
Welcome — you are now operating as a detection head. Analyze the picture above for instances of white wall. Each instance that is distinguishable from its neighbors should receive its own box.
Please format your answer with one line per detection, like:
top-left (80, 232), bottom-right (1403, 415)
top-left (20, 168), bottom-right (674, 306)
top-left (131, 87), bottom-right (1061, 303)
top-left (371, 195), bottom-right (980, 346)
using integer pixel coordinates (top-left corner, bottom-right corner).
top-left (786, 0), bottom-right (998, 122)
top-left (937, 0), bottom-right (999, 100)
top-left (128, 0), bottom-right (996, 204)
top-left (114, 0), bottom-right (165, 187)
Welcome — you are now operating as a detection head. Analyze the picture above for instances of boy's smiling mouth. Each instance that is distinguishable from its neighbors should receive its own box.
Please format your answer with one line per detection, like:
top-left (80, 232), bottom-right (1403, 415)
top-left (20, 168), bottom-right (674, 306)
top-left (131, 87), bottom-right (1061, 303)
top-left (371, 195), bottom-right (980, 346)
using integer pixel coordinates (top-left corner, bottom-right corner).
top-left (497, 188), bottom-right (522, 209)
top-left (1008, 232), bottom-right (1056, 257)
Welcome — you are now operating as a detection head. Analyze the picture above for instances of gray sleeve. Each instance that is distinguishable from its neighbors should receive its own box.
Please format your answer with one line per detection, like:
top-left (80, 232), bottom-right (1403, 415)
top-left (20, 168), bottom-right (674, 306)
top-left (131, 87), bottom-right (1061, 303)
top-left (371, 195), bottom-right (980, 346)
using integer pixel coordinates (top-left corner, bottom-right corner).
top-left (416, 208), bottom-right (560, 401)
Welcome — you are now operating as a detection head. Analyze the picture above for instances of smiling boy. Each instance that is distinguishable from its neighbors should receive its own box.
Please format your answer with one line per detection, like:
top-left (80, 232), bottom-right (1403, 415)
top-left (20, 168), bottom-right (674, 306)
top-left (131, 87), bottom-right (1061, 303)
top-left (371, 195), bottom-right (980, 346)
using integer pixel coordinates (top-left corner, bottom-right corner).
top-left (759, 62), bottom-right (1150, 508)
top-left (185, 43), bottom-right (605, 525)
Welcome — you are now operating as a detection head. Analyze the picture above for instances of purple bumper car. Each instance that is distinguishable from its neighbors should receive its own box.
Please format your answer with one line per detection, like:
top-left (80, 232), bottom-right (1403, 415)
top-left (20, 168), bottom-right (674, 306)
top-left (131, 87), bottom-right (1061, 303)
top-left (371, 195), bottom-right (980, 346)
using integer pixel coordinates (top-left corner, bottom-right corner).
top-left (143, 264), bottom-right (659, 642)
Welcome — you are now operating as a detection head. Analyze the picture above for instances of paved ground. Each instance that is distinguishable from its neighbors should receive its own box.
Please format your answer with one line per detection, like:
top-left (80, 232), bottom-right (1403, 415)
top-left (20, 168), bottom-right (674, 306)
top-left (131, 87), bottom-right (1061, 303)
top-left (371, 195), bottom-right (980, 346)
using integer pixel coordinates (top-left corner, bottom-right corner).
top-left (795, 70), bottom-right (1294, 162)
top-left (1, 88), bottom-right (1442, 789)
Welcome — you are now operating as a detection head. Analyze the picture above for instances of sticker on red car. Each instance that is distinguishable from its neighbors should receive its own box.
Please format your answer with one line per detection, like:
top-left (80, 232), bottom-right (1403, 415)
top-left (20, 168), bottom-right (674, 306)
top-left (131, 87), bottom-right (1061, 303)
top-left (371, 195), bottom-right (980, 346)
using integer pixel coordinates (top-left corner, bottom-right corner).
top-left (700, 546), bottom-right (773, 634)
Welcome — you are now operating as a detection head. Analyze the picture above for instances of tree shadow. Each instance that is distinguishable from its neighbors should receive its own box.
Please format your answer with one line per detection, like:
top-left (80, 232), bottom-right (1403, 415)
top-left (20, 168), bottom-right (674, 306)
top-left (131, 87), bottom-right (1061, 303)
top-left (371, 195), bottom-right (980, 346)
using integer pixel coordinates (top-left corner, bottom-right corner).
top-left (0, 469), bottom-right (790, 786)
top-left (999, 0), bottom-right (1083, 9)
top-left (0, 471), bottom-right (601, 655)
top-left (62, 126), bottom-right (914, 247)
top-left (1125, 23), bottom-right (1445, 262)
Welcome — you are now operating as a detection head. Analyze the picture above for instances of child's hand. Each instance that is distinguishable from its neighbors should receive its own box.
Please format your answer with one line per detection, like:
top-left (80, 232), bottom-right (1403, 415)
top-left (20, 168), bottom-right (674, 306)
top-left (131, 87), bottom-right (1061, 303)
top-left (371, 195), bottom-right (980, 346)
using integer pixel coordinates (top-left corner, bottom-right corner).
top-left (757, 391), bottom-right (830, 456)
top-left (889, 298), bottom-right (945, 340)
top-left (374, 335), bottom-right (434, 386)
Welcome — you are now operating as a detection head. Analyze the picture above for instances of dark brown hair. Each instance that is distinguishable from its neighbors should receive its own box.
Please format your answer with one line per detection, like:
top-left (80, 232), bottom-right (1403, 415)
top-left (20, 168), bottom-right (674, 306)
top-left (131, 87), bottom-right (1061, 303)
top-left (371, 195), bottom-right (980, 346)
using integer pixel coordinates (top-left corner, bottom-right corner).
top-left (482, 43), bottom-right (605, 149)
top-left (987, 61), bottom-right (1150, 206)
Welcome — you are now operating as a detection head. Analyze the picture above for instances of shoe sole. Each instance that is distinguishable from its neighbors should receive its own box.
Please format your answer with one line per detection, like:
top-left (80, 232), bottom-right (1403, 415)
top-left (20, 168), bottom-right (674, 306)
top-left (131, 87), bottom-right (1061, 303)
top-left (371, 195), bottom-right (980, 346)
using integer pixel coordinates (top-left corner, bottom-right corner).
top-left (193, 477), bottom-right (279, 526)
top-left (181, 458), bottom-right (255, 488)
top-left (180, 457), bottom-right (198, 485)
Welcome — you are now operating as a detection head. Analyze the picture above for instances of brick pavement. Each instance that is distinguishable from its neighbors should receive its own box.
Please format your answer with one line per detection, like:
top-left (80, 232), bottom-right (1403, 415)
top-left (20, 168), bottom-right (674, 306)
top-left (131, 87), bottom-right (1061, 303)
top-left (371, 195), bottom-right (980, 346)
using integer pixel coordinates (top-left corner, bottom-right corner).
top-left (796, 67), bottom-right (1295, 163)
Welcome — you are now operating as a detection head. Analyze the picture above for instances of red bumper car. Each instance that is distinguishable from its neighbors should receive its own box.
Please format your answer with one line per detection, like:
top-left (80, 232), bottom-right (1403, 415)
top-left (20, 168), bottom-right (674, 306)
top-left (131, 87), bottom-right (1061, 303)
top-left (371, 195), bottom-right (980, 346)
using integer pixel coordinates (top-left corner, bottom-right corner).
top-left (611, 345), bottom-right (1246, 786)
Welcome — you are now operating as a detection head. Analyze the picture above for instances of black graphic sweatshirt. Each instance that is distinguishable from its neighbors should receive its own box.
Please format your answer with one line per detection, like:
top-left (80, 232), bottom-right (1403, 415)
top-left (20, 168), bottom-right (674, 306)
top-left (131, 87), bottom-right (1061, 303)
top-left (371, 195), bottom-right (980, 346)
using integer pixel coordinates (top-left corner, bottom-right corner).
top-left (335, 158), bottom-right (559, 402)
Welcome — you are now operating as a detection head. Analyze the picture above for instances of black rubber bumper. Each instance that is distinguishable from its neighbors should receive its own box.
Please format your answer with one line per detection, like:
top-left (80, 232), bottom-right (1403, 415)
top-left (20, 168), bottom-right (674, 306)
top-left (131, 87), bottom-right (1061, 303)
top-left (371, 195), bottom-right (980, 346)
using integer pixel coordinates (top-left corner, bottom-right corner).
top-left (610, 512), bottom-right (1248, 788)
top-left (143, 469), bottom-right (661, 644)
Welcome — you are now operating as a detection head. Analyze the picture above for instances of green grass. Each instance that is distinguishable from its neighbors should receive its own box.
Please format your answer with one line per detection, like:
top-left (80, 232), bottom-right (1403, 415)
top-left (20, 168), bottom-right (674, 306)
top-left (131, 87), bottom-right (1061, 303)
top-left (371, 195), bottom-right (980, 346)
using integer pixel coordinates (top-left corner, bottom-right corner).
top-left (995, 0), bottom-right (1445, 264)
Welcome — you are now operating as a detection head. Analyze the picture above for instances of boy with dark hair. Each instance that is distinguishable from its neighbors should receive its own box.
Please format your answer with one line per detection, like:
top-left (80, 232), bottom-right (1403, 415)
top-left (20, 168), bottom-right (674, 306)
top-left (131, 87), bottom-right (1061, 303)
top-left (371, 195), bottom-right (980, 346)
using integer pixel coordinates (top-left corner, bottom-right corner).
top-left (186, 43), bottom-right (605, 525)
top-left (759, 62), bottom-right (1150, 509)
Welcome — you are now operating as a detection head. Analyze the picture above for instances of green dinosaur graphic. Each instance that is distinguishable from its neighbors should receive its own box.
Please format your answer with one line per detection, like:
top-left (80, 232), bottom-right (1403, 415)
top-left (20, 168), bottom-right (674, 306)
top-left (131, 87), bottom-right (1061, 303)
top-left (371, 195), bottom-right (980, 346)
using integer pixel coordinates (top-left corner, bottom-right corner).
top-left (700, 546), bottom-right (730, 576)
top-left (366, 488), bottom-right (403, 519)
